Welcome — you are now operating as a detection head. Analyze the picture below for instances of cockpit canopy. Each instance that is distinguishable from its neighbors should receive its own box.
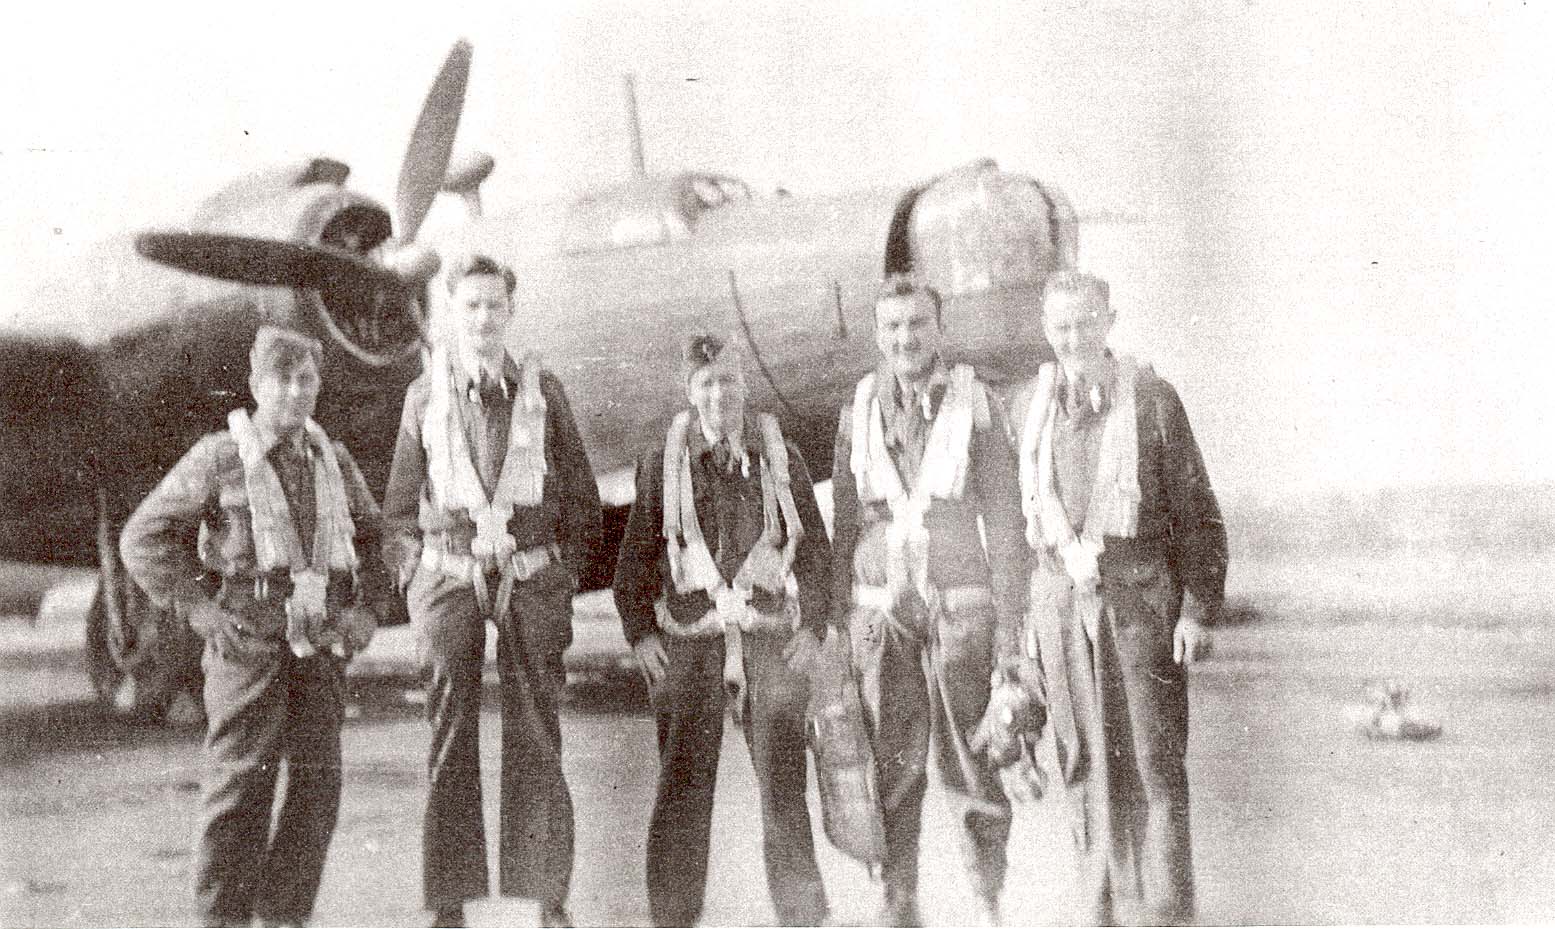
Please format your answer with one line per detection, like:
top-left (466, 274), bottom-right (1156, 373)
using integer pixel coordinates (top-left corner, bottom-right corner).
top-left (561, 171), bottom-right (752, 254)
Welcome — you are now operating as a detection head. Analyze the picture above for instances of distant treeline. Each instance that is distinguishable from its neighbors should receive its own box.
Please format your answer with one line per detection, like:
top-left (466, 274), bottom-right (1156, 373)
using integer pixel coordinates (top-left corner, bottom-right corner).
top-left (1224, 483), bottom-right (1555, 556)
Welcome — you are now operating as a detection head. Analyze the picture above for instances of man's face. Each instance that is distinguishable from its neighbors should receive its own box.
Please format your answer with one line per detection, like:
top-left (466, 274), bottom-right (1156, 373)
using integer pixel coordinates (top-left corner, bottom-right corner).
top-left (874, 293), bottom-right (944, 380)
top-left (1041, 289), bottom-right (1114, 374)
top-left (686, 361), bottom-right (747, 440)
top-left (250, 356), bottom-right (321, 435)
top-left (450, 273), bottom-right (514, 356)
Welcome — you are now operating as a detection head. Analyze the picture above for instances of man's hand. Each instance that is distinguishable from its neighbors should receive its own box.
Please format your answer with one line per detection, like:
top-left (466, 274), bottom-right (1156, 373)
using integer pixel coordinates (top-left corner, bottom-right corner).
top-left (996, 747), bottom-right (1049, 804)
top-left (1058, 539), bottom-right (1101, 591)
top-left (333, 605), bottom-right (378, 660)
top-left (971, 664), bottom-right (1046, 766)
top-left (185, 598), bottom-right (239, 658)
top-left (285, 597), bottom-right (327, 658)
top-left (1173, 618), bottom-right (1213, 665)
top-left (397, 556), bottom-right (420, 596)
top-left (782, 628), bottom-right (824, 673)
top-left (633, 633), bottom-right (669, 688)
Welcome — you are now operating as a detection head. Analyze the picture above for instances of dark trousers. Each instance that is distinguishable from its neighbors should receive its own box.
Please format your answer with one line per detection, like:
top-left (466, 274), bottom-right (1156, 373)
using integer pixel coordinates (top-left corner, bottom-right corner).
top-left (410, 561), bottom-right (576, 911)
top-left (847, 600), bottom-right (1012, 907)
top-left (646, 632), bottom-right (827, 927)
top-left (1027, 561), bottom-right (1196, 926)
top-left (1068, 598), bottom-right (1194, 926)
top-left (194, 640), bottom-right (344, 927)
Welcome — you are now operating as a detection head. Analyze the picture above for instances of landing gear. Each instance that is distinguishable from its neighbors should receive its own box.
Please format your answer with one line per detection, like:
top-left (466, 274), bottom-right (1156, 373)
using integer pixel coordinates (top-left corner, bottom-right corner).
top-left (84, 492), bottom-right (204, 727)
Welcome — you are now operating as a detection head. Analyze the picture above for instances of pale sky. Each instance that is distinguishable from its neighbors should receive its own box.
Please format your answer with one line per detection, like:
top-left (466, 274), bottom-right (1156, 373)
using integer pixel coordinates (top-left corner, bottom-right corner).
top-left (1, 0), bottom-right (1551, 496)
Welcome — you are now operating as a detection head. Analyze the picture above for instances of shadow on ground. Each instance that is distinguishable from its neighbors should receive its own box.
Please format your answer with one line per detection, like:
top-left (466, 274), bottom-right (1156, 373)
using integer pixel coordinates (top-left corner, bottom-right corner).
top-left (4, 670), bottom-right (649, 766)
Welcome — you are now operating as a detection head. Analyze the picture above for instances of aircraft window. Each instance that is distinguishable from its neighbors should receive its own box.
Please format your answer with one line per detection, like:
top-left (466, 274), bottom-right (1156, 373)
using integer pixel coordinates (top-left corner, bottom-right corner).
top-left (717, 178), bottom-right (751, 201)
top-left (560, 174), bottom-right (749, 254)
top-left (610, 213), bottom-right (677, 249)
top-left (691, 178), bottom-right (727, 209)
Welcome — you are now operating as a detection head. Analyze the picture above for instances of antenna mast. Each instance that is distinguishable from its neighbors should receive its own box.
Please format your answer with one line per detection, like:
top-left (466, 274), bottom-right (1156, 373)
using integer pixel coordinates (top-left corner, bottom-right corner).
top-left (623, 73), bottom-right (647, 176)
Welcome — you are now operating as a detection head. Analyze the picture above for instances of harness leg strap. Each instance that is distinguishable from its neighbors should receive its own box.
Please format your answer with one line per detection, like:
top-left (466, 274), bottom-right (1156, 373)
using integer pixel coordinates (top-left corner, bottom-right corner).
top-left (723, 623), bottom-right (747, 723)
top-left (470, 563), bottom-right (494, 616)
top-left (493, 561), bottom-right (520, 622)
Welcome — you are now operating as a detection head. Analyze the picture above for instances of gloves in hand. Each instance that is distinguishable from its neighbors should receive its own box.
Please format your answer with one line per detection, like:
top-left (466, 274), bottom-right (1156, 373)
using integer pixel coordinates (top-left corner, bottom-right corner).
top-left (996, 741), bottom-right (1049, 804)
top-left (970, 661), bottom-right (1051, 804)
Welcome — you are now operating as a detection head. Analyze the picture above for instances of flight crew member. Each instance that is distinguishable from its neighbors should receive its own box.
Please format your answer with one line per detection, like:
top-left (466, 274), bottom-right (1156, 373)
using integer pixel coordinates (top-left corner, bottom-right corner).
top-left (381, 254), bottom-right (602, 929)
top-left (120, 325), bottom-right (387, 928)
top-left (612, 334), bottom-right (831, 927)
top-left (1006, 270), bottom-right (1226, 925)
top-left (830, 275), bottom-right (1029, 926)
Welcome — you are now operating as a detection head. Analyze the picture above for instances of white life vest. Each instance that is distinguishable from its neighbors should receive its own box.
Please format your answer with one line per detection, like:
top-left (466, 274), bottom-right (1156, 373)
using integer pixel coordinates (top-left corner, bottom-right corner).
top-left (227, 410), bottom-right (358, 575)
top-left (227, 409), bottom-right (358, 657)
top-left (848, 364), bottom-right (989, 601)
top-left (1017, 357), bottom-right (1144, 597)
top-left (421, 343), bottom-right (548, 564)
top-left (658, 410), bottom-right (802, 636)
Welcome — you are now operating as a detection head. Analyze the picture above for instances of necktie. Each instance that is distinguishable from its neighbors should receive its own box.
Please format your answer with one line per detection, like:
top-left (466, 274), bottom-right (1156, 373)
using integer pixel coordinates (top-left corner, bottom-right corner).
top-left (709, 439), bottom-right (746, 475)
top-left (273, 439), bottom-right (316, 551)
top-left (1069, 378), bottom-right (1107, 418)
top-left (922, 382), bottom-right (947, 420)
top-left (473, 374), bottom-right (507, 408)
top-left (893, 383), bottom-right (927, 450)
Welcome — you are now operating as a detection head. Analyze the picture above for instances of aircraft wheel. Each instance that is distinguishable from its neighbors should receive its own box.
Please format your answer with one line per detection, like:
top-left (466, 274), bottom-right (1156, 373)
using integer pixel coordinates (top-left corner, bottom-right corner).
top-left (83, 582), bottom-right (126, 707)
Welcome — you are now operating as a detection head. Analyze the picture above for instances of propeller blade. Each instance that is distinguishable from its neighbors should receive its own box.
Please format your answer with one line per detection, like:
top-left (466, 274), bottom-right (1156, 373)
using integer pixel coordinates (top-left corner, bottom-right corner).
top-left (135, 231), bottom-right (409, 296)
top-left (396, 40), bottom-right (472, 242)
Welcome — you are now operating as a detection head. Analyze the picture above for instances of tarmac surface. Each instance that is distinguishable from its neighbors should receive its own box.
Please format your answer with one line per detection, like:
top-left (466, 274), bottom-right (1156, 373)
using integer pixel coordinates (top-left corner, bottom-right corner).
top-left (5, 552), bottom-right (1555, 926)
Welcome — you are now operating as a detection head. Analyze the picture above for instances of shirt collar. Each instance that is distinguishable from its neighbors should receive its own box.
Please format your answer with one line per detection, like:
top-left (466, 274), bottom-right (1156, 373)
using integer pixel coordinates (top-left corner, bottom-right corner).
top-left (456, 353), bottom-right (520, 403)
top-left (876, 356), bottom-right (949, 423)
top-left (1055, 356), bottom-right (1115, 420)
top-left (248, 418), bottom-right (317, 460)
top-left (456, 349), bottom-right (518, 389)
top-left (687, 414), bottom-right (758, 458)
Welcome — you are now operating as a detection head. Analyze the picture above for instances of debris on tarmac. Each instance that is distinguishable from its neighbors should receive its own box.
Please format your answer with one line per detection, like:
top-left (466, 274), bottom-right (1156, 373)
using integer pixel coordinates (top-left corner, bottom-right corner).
top-left (1349, 680), bottom-right (1443, 741)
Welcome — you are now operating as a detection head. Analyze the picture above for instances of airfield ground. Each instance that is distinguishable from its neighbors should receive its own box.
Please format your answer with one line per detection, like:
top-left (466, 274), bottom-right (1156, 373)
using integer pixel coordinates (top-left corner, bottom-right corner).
top-left (2, 549), bottom-right (1554, 926)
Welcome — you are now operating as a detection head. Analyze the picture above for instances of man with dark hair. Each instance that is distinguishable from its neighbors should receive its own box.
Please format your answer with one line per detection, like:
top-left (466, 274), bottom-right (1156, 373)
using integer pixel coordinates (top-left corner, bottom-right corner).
top-left (1002, 269), bottom-right (1227, 925)
top-left (875, 272), bottom-right (945, 326)
top-left (121, 325), bottom-right (388, 927)
top-left (382, 253), bottom-right (601, 928)
top-left (445, 253), bottom-right (518, 297)
top-left (612, 334), bottom-right (831, 927)
top-left (831, 276), bottom-right (1028, 926)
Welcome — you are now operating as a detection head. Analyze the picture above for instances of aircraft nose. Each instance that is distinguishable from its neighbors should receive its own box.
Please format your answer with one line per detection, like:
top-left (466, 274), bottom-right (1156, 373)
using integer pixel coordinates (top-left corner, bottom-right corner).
top-left (884, 161), bottom-right (1080, 385)
top-left (903, 159), bottom-right (1078, 297)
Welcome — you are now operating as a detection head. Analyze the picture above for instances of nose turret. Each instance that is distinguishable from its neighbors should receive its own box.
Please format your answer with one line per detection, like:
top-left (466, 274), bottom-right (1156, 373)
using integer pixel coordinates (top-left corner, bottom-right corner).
top-left (885, 159), bottom-right (1079, 385)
